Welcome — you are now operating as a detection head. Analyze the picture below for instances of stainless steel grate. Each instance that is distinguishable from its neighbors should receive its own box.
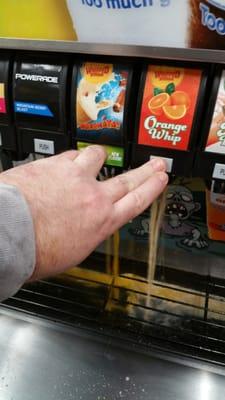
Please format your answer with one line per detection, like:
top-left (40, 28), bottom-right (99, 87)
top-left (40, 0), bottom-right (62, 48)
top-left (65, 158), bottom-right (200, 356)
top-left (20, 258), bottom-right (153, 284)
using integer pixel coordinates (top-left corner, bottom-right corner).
top-left (2, 253), bottom-right (225, 367)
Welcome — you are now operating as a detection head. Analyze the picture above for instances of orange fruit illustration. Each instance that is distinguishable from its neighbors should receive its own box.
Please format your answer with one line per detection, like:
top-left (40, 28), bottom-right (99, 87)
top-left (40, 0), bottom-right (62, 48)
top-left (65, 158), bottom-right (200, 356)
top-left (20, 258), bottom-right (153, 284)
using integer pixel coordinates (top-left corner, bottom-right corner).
top-left (148, 93), bottom-right (171, 116)
top-left (170, 91), bottom-right (191, 109)
top-left (163, 104), bottom-right (187, 120)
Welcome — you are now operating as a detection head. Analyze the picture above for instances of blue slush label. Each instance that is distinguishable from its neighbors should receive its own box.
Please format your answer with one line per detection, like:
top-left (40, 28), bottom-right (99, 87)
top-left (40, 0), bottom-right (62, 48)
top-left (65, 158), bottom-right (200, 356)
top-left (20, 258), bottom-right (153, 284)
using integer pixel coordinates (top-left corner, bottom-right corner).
top-left (76, 62), bottom-right (128, 146)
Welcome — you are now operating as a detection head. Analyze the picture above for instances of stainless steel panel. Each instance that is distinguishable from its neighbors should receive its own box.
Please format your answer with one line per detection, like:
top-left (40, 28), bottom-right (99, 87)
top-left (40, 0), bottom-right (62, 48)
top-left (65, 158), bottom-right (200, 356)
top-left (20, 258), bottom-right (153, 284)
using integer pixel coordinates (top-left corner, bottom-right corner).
top-left (0, 38), bottom-right (224, 64)
top-left (0, 308), bottom-right (225, 400)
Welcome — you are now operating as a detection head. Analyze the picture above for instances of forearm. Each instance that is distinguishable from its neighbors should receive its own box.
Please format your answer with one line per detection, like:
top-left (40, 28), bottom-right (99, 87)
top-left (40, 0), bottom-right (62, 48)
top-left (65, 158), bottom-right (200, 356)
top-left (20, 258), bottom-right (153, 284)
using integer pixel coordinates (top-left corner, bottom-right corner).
top-left (0, 183), bottom-right (35, 301)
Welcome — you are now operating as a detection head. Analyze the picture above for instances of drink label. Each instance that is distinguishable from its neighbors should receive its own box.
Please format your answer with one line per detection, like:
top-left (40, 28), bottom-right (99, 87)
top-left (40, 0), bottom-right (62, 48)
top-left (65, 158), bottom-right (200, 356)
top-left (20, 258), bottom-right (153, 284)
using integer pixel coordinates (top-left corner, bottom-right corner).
top-left (15, 102), bottom-right (53, 117)
top-left (205, 70), bottom-right (225, 155)
top-left (76, 62), bottom-right (129, 146)
top-left (14, 61), bottom-right (64, 131)
top-left (0, 83), bottom-right (6, 114)
top-left (77, 141), bottom-right (124, 167)
top-left (138, 65), bottom-right (202, 151)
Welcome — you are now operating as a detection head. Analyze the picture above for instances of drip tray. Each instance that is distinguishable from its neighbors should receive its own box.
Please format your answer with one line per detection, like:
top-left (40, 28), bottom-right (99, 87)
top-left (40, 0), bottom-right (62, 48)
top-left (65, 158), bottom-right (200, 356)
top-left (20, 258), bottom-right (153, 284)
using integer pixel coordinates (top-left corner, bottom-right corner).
top-left (0, 308), bottom-right (224, 400)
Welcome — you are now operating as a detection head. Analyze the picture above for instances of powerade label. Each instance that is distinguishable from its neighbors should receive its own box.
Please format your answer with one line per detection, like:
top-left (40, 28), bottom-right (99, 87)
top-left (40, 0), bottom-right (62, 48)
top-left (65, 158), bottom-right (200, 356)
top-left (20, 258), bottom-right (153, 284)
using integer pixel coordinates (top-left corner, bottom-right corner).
top-left (205, 70), bottom-right (225, 155)
top-left (77, 141), bottom-right (124, 167)
top-left (15, 102), bottom-right (53, 117)
top-left (15, 74), bottom-right (59, 84)
top-left (14, 61), bottom-right (65, 131)
top-left (138, 65), bottom-right (202, 151)
top-left (76, 62), bottom-right (129, 146)
top-left (0, 83), bottom-right (6, 114)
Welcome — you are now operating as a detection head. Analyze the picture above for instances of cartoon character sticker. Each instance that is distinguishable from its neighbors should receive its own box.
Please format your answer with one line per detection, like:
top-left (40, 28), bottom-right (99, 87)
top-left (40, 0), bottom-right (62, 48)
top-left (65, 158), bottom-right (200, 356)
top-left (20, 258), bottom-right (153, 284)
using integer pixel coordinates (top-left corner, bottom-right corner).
top-left (163, 185), bottom-right (208, 249)
top-left (129, 184), bottom-right (208, 250)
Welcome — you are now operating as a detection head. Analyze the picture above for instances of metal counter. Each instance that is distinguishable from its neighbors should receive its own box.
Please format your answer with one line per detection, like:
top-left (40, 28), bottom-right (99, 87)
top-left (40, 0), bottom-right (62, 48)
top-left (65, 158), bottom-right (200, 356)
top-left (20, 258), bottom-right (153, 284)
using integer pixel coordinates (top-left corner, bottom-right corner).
top-left (0, 38), bottom-right (225, 64)
top-left (0, 308), bottom-right (225, 400)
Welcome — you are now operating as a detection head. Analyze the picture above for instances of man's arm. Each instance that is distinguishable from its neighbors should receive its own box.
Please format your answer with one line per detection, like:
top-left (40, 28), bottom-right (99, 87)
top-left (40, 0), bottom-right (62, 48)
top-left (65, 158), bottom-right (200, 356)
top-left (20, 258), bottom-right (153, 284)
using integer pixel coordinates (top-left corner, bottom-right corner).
top-left (0, 183), bottom-right (35, 301)
top-left (0, 146), bottom-right (168, 299)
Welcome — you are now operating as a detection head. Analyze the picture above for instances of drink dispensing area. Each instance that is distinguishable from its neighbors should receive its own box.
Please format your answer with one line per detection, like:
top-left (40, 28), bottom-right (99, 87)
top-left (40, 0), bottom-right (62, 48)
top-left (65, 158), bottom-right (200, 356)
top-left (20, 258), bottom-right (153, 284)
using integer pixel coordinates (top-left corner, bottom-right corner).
top-left (0, 1), bottom-right (225, 399)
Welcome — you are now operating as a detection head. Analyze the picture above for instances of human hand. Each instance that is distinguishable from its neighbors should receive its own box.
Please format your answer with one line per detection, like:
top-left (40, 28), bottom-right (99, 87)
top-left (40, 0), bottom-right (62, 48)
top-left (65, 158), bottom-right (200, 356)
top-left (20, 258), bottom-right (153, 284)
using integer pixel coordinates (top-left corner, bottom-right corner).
top-left (0, 146), bottom-right (168, 280)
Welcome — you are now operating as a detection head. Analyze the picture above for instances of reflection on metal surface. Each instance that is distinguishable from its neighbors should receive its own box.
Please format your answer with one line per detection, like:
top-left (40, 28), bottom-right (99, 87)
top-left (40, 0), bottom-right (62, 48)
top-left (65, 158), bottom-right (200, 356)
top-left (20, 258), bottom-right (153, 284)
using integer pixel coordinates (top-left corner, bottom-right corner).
top-left (199, 372), bottom-right (212, 400)
top-left (0, 309), bottom-right (225, 400)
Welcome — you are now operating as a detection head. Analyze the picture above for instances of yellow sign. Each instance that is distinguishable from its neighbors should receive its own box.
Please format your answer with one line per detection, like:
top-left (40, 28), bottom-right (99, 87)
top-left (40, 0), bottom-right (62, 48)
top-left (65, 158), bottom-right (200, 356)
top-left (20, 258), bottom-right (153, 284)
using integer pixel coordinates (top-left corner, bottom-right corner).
top-left (0, 0), bottom-right (76, 41)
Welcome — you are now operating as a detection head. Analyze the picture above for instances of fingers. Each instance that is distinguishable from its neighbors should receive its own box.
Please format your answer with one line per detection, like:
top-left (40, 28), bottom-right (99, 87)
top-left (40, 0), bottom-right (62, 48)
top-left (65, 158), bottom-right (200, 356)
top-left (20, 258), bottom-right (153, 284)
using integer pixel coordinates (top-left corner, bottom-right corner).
top-left (55, 150), bottom-right (80, 162)
top-left (102, 158), bottom-right (166, 203)
top-left (73, 145), bottom-right (107, 176)
top-left (111, 171), bottom-right (168, 233)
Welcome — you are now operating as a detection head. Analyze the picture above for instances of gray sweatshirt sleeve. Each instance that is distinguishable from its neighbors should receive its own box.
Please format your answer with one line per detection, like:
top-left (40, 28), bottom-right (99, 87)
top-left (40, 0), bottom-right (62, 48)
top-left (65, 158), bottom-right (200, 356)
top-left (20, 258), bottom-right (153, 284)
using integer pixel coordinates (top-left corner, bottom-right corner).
top-left (0, 183), bottom-right (35, 301)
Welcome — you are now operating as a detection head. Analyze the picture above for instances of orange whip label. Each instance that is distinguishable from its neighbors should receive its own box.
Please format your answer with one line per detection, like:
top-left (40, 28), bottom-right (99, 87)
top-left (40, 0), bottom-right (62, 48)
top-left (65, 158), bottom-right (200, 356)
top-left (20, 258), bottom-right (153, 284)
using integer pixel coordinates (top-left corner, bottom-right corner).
top-left (138, 65), bottom-right (202, 151)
